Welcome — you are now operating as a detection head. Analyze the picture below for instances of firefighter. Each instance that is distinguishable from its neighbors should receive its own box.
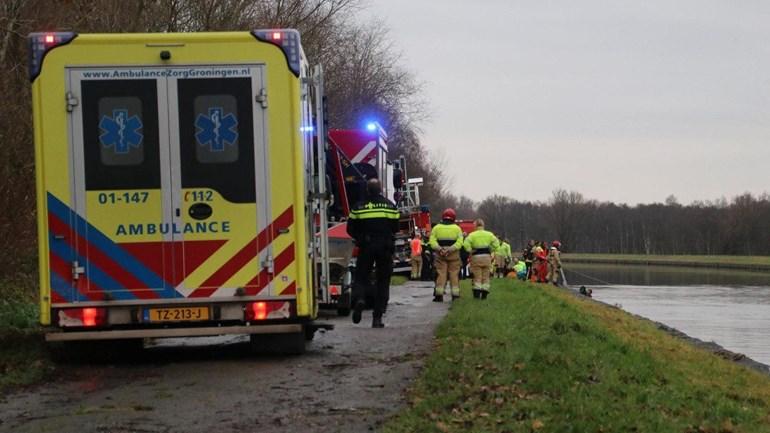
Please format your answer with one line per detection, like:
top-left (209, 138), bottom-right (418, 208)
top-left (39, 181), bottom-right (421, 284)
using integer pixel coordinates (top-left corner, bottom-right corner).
top-left (463, 219), bottom-right (500, 299)
top-left (547, 240), bottom-right (563, 285)
top-left (346, 178), bottom-right (400, 328)
top-left (495, 239), bottom-right (512, 278)
top-left (409, 232), bottom-right (423, 280)
top-left (429, 209), bottom-right (463, 302)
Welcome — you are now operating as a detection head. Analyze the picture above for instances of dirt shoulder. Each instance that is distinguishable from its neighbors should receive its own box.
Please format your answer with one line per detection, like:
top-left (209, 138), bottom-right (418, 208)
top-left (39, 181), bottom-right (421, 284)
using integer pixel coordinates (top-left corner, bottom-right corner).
top-left (0, 281), bottom-right (446, 433)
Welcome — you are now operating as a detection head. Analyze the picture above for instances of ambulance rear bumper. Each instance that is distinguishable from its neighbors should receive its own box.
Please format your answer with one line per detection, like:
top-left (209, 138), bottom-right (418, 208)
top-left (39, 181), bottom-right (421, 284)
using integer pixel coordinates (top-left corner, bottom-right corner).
top-left (45, 324), bottom-right (303, 342)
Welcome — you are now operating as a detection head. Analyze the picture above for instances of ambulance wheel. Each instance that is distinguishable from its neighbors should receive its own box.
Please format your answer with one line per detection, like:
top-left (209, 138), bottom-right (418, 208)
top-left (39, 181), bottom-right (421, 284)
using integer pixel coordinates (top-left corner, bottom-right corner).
top-left (49, 339), bottom-right (144, 363)
top-left (250, 329), bottom-right (306, 355)
top-left (336, 292), bottom-right (351, 316)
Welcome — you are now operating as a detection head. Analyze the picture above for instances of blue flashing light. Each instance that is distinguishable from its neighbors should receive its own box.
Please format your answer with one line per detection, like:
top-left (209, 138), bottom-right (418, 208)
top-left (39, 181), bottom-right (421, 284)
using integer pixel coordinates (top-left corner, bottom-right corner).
top-left (300, 126), bottom-right (314, 132)
top-left (366, 122), bottom-right (377, 132)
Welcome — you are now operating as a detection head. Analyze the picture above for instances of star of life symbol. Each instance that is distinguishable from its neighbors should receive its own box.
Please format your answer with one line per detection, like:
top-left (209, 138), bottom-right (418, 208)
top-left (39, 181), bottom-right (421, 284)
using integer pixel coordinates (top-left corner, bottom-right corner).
top-left (195, 107), bottom-right (238, 152)
top-left (99, 109), bottom-right (143, 154)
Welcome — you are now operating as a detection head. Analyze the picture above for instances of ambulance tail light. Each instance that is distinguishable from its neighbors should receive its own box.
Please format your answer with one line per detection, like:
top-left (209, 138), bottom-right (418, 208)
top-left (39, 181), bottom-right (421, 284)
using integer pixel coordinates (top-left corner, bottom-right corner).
top-left (56, 307), bottom-right (107, 327)
top-left (244, 301), bottom-right (293, 321)
top-left (28, 32), bottom-right (77, 81)
top-left (251, 29), bottom-right (301, 77)
top-left (351, 246), bottom-right (360, 258)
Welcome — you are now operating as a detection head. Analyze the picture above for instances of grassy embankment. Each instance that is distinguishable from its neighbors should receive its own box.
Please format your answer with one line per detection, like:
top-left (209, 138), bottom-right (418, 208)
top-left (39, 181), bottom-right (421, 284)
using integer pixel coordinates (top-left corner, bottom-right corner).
top-left (562, 253), bottom-right (770, 269)
top-left (383, 279), bottom-right (770, 433)
top-left (0, 267), bottom-right (52, 391)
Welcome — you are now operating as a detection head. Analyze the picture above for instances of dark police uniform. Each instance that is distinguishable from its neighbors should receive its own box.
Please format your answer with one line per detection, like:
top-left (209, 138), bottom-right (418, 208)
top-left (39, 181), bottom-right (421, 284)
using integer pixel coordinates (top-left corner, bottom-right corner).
top-left (346, 193), bottom-right (400, 322)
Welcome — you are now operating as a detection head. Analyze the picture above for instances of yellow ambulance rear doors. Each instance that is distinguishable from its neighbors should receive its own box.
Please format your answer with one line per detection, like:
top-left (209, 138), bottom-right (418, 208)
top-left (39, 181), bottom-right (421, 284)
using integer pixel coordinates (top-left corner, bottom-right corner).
top-left (62, 65), bottom-right (271, 302)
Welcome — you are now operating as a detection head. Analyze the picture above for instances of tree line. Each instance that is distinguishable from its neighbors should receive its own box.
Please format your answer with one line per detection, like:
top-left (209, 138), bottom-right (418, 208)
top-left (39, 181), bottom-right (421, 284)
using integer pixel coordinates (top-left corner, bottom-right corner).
top-left (469, 190), bottom-right (770, 256)
top-left (0, 0), bottom-right (449, 283)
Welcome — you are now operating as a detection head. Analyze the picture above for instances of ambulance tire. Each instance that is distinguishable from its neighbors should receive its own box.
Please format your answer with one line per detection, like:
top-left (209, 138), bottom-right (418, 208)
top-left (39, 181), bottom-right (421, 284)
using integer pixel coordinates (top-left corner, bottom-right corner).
top-left (49, 339), bottom-right (144, 364)
top-left (250, 328), bottom-right (306, 356)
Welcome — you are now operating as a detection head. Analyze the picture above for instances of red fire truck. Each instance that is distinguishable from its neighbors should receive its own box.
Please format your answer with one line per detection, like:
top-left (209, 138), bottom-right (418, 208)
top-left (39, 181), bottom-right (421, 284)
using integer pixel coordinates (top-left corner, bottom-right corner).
top-left (319, 123), bottom-right (430, 314)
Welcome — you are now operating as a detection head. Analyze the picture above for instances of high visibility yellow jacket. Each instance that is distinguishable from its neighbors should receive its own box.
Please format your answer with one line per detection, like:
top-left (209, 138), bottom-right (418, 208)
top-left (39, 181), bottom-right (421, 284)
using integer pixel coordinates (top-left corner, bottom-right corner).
top-left (463, 229), bottom-right (500, 254)
top-left (513, 260), bottom-right (527, 273)
top-left (429, 222), bottom-right (463, 250)
top-left (498, 242), bottom-right (512, 259)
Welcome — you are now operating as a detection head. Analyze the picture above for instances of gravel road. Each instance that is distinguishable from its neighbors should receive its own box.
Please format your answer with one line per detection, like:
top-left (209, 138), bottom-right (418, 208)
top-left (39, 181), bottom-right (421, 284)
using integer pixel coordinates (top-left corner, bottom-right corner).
top-left (0, 281), bottom-right (447, 433)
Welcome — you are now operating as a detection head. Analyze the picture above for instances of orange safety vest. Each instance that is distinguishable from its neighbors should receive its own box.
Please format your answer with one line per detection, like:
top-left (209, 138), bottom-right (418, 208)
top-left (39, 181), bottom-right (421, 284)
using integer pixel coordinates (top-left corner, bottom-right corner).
top-left (410, 238), bottom-right (422, 256)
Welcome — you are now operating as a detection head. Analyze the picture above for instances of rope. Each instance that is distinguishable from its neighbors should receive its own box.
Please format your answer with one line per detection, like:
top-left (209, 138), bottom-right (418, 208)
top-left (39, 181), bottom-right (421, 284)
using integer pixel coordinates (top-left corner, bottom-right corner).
top-left (563, 268), bottom-right (613, 286)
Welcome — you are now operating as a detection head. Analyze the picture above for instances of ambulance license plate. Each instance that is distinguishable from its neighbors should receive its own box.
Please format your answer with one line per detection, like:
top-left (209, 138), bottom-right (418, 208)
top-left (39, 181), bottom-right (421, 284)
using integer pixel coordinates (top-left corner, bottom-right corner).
top-left (146, 307), bottom-right (209, 323)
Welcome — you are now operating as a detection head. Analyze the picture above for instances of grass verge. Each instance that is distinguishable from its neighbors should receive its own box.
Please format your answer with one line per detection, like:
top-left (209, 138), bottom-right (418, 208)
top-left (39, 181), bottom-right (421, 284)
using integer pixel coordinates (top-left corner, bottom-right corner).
top-left (391, 275), bottom-right (409, 286)
top-left (383, 279), bottom-right (770, 432)
top-left (0, 275), bottom-right (54, 392)
top-left (0, 328), bottom-right (52, 391)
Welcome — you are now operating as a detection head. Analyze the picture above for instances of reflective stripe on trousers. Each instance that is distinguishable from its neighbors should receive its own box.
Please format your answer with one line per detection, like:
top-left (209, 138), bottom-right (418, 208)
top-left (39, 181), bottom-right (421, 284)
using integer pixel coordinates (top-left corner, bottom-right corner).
top-left (470, 254), bottom-right (492, 292)
top-left (434, 250), bottom-right (460, 296)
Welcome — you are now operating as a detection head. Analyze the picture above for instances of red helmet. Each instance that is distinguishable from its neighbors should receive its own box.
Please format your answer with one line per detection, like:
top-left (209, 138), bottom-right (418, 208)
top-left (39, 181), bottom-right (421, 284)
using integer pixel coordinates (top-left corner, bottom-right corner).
top-left (442, 208), bottom-right (456, 222)
top-left (552, 240), bottom-right (561, 248)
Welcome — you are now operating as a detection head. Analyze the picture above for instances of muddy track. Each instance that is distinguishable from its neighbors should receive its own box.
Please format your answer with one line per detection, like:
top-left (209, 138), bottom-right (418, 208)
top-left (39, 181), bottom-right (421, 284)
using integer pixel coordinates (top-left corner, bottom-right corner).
top-left (0, 282), bottom-right (447, 433)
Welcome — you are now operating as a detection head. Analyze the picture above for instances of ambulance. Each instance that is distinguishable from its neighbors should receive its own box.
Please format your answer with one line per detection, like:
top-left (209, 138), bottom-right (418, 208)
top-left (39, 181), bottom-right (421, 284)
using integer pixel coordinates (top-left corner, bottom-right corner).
top-left (29, 30), bottom-right (329, 353)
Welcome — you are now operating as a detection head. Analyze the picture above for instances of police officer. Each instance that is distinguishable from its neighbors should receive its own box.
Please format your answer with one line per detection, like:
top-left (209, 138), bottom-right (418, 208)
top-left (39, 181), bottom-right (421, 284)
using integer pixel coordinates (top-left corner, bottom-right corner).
top-left (429, 209), bottom-right (463, 302)
top-left (463, 219), bottom-right (500, 299)
top-left (347, 179), bottom-right (400, 328)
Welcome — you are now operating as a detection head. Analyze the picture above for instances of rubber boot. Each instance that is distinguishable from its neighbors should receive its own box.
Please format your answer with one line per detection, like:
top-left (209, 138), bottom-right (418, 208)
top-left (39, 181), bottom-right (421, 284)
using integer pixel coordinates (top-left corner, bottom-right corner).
top-left (351, 300), bottom-right (365, 324)
top-left (372, 315), bottom-right (385, 328)
top-left (451, 295), bottom-right (460, 301)
top-left (472, 289), bottom-right (480, 299)
top-left (481, 291), bottom-right (489, 300)
top-left (433, 295), bottom-right (443, 302)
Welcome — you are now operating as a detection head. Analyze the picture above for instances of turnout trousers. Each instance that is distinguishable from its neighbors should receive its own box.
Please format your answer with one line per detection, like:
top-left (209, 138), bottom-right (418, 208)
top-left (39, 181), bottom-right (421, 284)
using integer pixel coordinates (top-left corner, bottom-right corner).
top-left (434, 250), bottom-right (461, 297)
top-left (547, 263), bottom-right (560, 284)
top-left (410, 254), bottom-right (423, 279)
top-left (353, 242), bottom-right (394, 318)
top-left (470, 254), bottom-right (492, 293)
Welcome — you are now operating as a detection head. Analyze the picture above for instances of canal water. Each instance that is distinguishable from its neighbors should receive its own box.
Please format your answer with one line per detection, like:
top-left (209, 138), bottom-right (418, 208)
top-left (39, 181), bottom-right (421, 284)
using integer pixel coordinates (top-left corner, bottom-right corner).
top-left (564, 263), bottom-right (770, 365)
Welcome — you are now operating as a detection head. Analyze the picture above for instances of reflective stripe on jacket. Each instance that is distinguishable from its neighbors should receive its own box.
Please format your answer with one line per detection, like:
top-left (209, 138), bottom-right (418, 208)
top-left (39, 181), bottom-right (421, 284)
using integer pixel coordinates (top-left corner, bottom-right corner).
top-left (428, 222), bottom-right (463, 250)
top-left (346, 194), bottom-right (400, 242)
top-left (463, 229), bottom-right (500, 254)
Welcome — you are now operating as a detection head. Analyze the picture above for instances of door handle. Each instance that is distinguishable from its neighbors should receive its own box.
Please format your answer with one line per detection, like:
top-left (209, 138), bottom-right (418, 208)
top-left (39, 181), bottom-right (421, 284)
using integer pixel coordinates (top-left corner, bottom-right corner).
top-left (175, 208), bottom-right (180, 217)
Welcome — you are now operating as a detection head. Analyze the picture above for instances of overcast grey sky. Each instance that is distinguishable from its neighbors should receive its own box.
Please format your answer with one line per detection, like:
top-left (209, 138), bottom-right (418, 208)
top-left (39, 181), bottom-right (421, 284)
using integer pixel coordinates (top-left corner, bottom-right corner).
top-left (362, 0), bottom-right (770, 205)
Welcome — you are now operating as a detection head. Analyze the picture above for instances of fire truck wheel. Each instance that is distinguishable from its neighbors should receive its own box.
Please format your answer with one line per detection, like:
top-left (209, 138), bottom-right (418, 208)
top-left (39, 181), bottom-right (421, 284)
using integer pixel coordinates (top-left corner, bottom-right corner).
top-left (250, 329), bottom-right (306, 355)
top-left (336, 292), bottom-right (351, 316)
